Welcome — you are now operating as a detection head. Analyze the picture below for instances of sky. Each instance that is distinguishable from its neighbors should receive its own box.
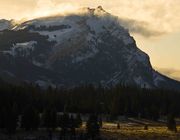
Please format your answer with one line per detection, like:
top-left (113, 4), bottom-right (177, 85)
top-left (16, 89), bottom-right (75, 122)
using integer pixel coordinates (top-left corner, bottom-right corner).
top-left (0, 0), bottom-right (180, 81)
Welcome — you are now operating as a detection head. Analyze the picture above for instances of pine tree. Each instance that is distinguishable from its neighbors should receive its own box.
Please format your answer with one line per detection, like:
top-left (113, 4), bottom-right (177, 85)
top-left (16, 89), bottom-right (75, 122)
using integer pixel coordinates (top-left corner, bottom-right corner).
top-left (59, 113), bottom-right (70, 136)
top-left (43, 108), bottom-right (57, 130)
top-left (98, 117), bottom-right (103, 128)
top-left (167, 114), bottom-right (177, 132)
top-left (117, 122), bottom-right (120, 129)
top-left (0, 108), bottom-right (6, 130)
top-left (21, 106), bottom-right (40, 131)
top-left (86, 114), bottom-right (100, 138)
top-left (4, 103), bottom-right (18, 134)
top-left (69, 115), bottom-right (76, 136)
top-left (75, 114), bottom-right (82, 128)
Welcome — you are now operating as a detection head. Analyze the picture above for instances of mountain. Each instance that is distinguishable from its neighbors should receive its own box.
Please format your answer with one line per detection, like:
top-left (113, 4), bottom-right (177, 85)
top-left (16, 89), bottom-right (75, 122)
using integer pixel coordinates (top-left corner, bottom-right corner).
top-left (0, 19), bottom-right (12, 31)
top-left (0, 6), bottom-right (180, 90)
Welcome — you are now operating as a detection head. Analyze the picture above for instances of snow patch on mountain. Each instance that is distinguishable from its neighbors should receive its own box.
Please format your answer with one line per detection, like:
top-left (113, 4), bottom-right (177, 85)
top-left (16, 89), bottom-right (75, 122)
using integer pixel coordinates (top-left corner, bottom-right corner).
top-left (3, 41), bottom-right (37, 57)
top-left (72, 51), bottom-right (96, 63)
top-left (32, 60), bottom-right (44, 67)
top-left (37, 28), bottom-right (74, 43)
top-left (134, 76), bottom-right (151, 88)
top-left (35, 80), bottom-right (56, 88)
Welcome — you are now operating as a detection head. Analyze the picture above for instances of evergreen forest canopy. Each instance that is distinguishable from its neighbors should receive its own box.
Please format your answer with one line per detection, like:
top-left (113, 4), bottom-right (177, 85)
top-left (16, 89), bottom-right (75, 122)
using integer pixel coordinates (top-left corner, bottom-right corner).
top-left (0, 80), bottom-right (180, 120)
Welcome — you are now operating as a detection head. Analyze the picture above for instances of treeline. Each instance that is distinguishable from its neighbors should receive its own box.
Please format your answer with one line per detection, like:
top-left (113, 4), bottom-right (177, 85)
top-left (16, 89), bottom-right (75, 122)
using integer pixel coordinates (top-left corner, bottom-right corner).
top-left (0, 29), bottom-right (56, 51)
top-left (28, 25), bottom-right (71, 32)
top-left (0, 104), bottom-right (101, 138)
top-left (0, 82), bottom-right (180, 118)
top-left (0, 81), bottom-right (180, 131)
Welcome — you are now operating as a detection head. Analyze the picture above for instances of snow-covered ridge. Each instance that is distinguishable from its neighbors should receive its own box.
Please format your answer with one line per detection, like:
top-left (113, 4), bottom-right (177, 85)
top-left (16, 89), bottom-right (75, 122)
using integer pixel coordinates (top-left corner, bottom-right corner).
top-left (13, 6), bottom-right (108, 30)
top-left (13, 6), bottom-right (133, 47)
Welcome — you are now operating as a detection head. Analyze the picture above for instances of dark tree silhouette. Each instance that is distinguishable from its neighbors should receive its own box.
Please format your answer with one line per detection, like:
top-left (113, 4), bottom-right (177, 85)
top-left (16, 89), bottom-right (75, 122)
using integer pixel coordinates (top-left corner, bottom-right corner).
top-left (75, 114), bottom-right (82, 128)
top-left (117, 123), bottom-right (120, 129)
top-left (0, 108), bottom-right (6, 130)
top-left (4, 103), bottom-right (18, 134)
top-left (21, 106), bottom-right (40, 131)
top-left (98, 117), bottom-right (103, 128)
top-left (86, 114), bottom-right (100, 139)
top-left (167, 114), bottom-right (177, 132)
top-left (144, 124), bottom-right (148, 130)
top-left (43, 107), bottom-right (57, 130)
top-left (0, 80), bottom-right (180, 129)
top-left (59, 113), bottom-right (70, 136)
top-left (69, 115), bottom-right (76, 136)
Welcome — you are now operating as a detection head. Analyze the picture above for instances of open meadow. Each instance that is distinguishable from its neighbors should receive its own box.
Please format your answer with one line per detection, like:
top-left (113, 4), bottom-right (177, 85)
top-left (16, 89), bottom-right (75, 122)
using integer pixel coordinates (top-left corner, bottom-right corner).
top-left (101, 120), bottom-right (180, 140)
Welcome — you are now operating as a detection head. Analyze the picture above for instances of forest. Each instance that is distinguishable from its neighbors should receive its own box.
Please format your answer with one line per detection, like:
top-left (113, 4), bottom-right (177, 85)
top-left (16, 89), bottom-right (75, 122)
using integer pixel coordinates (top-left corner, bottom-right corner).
top-left (0, 79), bottom-right (179, 136)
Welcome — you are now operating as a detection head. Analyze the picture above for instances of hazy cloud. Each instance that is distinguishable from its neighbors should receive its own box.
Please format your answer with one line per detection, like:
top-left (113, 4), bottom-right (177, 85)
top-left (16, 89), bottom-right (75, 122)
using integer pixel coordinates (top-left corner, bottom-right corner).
top-left (156, 67), bottom-right (180, 81)
top-left (1, 0), bottom-right (180, 36)
top-left (118, 18), bottom-right (166, 37)
top-left (0, 0), bottom-right (37, 19)
top-left (49, 0), bottom-right (180, 34)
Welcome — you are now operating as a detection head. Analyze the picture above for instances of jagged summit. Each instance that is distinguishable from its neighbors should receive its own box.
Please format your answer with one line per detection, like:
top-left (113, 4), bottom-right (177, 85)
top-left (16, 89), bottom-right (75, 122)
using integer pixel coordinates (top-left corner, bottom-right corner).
top-left (96, 6), bottom-right (107, 13)
top-left (83, 6), bottom-right (106, 12)
top-left (0, 7), bottom-right (180, 90)
top-left (97, 6), bottom-right (104, 10)
top-left (74, 6), bottom-right (109, 17)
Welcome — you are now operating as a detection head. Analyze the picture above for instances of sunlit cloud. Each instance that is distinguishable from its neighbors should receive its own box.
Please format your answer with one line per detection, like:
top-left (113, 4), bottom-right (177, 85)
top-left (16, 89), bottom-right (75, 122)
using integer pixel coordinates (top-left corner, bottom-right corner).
top-left (31, 0), bottom-right (79, 19)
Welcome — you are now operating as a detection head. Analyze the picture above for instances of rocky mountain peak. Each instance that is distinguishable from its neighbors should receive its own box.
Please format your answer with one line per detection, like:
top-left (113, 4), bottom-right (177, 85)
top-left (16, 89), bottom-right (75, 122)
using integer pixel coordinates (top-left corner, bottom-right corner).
top-left (81, 6), bottom-right (108, 16)
top-left (0, 7), bottom-right (180, 90)
top-left (96, 6), bottom-right (106, 12)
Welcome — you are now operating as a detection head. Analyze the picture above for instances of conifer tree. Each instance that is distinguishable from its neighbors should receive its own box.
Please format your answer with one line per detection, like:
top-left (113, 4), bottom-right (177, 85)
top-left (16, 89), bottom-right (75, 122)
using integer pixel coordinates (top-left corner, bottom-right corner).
top-left (75, 114), bottom-right (82, 128)
top-left (167, 114), bottom-right (177, 132)
top-left (43, 108), bottom-right (57, 130)
top-left (86, 114), bottom-right (100, 138)
top-left (21, 106), bottom-right (40, 131)
top-left (4, 103), bottom-right (18, 134)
